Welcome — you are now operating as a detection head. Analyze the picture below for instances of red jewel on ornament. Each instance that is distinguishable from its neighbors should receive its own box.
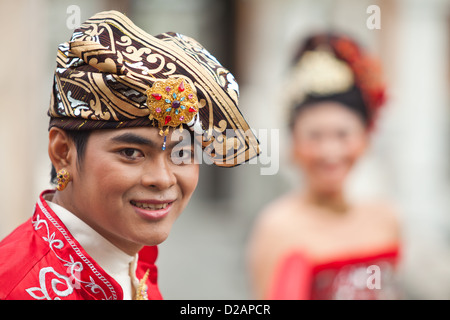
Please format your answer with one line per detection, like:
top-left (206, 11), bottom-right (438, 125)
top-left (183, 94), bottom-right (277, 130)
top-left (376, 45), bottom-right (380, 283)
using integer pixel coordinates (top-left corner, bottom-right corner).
top-left (165, 115), bottom-right (171, 124)
top-left (178, 81), bottom-right (185, 92)
top-left (188, 107), bottom-right (196, 113)
top-left (151, 93), bottom-right (162, 100)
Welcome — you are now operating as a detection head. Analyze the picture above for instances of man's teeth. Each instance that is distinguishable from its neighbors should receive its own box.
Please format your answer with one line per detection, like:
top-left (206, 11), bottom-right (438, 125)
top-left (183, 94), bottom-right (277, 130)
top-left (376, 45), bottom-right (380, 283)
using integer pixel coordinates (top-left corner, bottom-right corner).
top-left (131, 201), bottom-right (169, 210)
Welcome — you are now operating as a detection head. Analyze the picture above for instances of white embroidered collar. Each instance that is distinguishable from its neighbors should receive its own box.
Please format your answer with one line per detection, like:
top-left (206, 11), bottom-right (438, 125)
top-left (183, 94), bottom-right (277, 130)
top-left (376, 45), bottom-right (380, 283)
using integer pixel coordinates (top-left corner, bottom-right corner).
top-left (45, 199), bottom-right (138, 300)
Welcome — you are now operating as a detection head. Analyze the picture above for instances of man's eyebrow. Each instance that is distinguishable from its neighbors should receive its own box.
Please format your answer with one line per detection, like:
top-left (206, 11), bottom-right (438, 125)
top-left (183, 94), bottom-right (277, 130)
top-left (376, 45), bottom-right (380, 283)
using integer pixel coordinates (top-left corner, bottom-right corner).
top-left (110, 132), bottom-right (190, 150)
top-left (110, 132), bottom-right (156, 147)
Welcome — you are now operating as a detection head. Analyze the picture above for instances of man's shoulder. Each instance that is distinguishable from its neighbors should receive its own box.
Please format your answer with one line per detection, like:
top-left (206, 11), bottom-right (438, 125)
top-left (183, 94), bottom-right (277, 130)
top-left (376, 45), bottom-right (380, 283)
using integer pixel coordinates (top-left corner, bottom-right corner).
top-left (0, 219), bottom-right (51, 299)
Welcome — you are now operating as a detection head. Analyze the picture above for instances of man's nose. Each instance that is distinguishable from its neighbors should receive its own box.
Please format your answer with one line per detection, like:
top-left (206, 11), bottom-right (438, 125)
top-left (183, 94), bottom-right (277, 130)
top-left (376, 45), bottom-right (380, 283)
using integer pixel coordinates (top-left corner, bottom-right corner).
top-left (140, 157), bottom-right (177, 190)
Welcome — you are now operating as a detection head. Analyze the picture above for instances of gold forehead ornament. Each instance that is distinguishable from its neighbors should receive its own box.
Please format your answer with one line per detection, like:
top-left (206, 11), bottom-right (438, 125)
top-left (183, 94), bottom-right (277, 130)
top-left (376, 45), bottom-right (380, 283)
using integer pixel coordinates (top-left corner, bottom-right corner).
top-left (146, 78), bottom-right (199, 150)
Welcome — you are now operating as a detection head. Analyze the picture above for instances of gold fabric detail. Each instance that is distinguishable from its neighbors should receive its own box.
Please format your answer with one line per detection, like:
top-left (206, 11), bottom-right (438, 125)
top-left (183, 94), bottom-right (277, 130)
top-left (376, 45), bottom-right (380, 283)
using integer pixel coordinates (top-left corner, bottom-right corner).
top-left (134, 269), bottom-right (149, 300)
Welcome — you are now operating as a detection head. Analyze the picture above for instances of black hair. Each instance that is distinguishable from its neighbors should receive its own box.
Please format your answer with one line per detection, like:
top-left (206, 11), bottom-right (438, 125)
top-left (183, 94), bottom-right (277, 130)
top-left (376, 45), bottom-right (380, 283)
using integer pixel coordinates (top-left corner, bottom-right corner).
top-left (50, 130), bottom-right (92, 185)
top-left (289, 85), bottom-right (369, 131)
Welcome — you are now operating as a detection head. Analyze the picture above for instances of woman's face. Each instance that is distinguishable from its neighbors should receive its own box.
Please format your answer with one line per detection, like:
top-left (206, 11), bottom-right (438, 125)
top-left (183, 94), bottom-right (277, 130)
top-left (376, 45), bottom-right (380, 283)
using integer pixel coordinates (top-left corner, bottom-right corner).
top-left (59, 126), bottom-right (199, 255)
top-left (291, 102), bottom-right (368, 195)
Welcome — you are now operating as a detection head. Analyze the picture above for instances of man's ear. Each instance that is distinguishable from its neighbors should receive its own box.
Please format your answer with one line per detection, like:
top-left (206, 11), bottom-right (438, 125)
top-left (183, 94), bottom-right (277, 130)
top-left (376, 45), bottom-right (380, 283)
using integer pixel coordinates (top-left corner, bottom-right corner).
top-left (48, 127), bottom-right (77, 173)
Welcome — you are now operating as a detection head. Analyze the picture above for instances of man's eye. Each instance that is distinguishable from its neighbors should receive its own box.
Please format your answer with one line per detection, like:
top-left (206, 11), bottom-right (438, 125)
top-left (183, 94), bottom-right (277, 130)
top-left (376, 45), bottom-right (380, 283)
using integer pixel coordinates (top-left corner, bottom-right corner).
top-left (119, 148), bottom-right (143, 159)
top-left (178, 149), bottom-right (192, 159)
top-left (171, 147), bottom-right (194, 164)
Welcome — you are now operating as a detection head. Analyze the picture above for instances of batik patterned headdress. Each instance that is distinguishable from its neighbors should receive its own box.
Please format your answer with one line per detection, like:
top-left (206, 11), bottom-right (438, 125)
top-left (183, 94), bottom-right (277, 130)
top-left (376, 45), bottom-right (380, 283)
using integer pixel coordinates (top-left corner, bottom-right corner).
top-left (48, 10), bottom-right (260, 166)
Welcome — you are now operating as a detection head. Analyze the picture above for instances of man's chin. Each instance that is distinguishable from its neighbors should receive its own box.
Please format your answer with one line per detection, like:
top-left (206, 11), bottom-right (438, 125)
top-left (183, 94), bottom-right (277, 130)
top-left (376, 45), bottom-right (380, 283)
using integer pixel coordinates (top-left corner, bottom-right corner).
top-left (138, 227), bottom-right (172, 247)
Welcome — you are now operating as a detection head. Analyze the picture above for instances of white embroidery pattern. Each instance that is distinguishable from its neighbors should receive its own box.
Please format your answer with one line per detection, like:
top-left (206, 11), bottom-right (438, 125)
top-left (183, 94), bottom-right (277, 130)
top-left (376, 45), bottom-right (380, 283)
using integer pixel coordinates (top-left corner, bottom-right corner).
top-left (25, 199), bottom-right (118, 300)
top-left (26, 267), bottom-right (73, 300)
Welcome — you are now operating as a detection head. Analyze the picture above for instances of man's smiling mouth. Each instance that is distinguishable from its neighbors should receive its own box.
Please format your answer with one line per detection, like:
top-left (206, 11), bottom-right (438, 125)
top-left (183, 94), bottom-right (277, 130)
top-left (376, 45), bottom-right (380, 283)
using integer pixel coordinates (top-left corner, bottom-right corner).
top-left (130, 200), bottom-right (172, 210)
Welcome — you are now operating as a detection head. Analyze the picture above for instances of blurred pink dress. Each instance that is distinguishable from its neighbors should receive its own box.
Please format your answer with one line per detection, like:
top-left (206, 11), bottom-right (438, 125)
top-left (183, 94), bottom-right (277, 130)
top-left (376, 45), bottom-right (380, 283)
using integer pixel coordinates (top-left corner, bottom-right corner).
top-left (268, 246), bottom-right (400, 300)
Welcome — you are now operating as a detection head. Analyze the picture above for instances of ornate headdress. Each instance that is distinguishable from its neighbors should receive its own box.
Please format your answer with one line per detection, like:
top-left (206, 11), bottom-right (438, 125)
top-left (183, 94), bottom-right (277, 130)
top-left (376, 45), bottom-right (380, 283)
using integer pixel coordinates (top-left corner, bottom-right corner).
top-left (48, 10), bottom-right (260, 166)
top-left (286, 33), bottom-right (386, 127)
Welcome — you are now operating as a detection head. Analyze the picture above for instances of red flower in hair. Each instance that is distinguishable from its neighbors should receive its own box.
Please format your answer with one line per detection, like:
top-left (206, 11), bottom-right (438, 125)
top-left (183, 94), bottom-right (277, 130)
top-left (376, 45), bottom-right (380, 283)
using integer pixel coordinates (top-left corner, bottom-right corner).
top-left (333, 37), bottom-right (361, 63)
top-left (331, 37), bottom-right (386, 126)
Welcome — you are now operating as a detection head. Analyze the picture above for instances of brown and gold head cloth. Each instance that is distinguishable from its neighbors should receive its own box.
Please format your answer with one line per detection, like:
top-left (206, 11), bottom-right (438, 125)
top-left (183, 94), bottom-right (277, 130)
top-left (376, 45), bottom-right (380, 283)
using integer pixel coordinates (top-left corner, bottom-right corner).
top-left (48, 10), bottom-right (260, 167)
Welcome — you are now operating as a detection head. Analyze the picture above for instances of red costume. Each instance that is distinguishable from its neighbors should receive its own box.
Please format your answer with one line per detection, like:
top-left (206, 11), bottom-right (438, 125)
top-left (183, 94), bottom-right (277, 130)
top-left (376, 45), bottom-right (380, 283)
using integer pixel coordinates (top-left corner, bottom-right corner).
top-left (269, 247), bottom-right (400, 300)
top-left (0, 191), bottom-right (162, 300)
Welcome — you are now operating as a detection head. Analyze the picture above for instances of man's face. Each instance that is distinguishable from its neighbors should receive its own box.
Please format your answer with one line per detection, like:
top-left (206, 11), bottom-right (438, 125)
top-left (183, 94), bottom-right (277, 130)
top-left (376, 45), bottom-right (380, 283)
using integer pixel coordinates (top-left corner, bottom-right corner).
top-left (67, 126), bottom-right (199, 254)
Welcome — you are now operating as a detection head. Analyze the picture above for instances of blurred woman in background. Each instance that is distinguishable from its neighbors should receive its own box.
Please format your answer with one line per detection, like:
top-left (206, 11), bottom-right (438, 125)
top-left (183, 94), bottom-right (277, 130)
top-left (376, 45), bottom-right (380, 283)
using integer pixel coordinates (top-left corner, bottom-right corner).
top-left (247, 33), bottom-right (401, 300)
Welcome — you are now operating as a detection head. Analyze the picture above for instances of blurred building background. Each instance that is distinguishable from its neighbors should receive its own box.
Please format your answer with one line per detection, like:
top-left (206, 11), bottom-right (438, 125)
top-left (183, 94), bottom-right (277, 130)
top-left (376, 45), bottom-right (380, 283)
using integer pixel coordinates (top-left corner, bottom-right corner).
top-left (0, 0), bottom-right (449, 299)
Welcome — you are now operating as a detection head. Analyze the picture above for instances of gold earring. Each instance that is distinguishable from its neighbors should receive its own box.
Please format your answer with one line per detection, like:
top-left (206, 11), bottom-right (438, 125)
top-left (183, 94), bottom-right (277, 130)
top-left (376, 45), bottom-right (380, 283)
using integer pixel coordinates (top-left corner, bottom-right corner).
top-left (56, 169), bottom-right (71, 191)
